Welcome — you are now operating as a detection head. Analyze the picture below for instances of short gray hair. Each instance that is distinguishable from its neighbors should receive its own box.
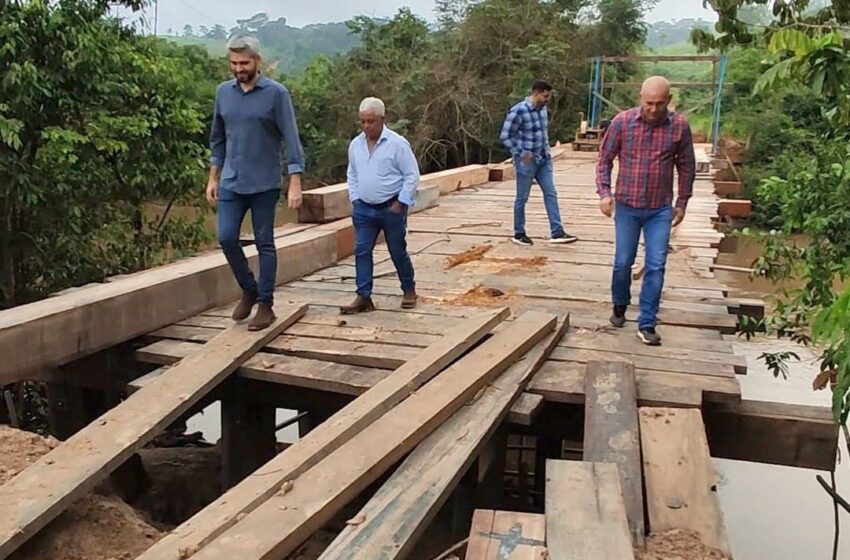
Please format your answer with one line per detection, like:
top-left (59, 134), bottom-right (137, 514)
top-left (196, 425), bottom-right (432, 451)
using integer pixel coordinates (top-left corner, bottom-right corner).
top-left (359, 97), bottom-right (386, 117)
top-left (227, 35), bottom-right (261, 57)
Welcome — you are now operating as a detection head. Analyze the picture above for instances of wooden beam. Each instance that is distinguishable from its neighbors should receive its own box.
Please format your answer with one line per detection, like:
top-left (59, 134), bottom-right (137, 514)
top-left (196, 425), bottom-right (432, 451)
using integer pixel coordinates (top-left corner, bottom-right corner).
top-left (509, 392), bottom-right (544, 426)
top-left (601, 55), bottom-right (719, 62)
top-left (718, 199), bottom-right (752, 219)
top-left (714, 181), bottom-right (743, 197)
top-left (703, 400), bottom-right (838, 471)
top-left (0, 304), bottom-right (306, 560)
top-left (545, 460), bottom-right (635, 560)
top-left (606, 82), bottom-right (719, 89)
top-left (488, 162), bottom-right (515, 182)
top-left (318, 318), bottom-right (568, 559)
top-left (465, 509), bottom-right (547, 559)
top-left (187, 311), bottom-right (556, 560)
top-left (221, 380), bottom-right (277, 489)
top-left (136, 308), bottom-right (511, 560)
top-left (583, 361), bottom-right (644, 547)
top-left (640, 407), bottom-right (731, 556)
top-left (0, 229), bottom-right (337, 385)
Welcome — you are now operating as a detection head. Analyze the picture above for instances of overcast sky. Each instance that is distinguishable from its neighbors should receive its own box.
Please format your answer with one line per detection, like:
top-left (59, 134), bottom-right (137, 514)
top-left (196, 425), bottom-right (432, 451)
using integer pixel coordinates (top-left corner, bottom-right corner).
top-left (141, 0), bottom-right (717, 34)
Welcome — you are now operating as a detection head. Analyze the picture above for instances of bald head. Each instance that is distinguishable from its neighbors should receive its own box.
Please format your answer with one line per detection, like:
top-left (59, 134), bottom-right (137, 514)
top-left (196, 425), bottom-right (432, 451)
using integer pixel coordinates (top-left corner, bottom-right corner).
top-left (639, 76), bottom-right (673, 124)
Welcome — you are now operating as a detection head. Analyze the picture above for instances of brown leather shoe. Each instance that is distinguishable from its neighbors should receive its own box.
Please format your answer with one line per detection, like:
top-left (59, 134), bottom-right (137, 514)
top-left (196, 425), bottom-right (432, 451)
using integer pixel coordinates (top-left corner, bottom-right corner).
top-left (401, 290), bottom-right (418, 309)
top-left (340, 295), bottom-right (375, 315)
top-left (248, 303), bottom-right (276, 331)
top-left (232, 291), bottom-right (257, 321)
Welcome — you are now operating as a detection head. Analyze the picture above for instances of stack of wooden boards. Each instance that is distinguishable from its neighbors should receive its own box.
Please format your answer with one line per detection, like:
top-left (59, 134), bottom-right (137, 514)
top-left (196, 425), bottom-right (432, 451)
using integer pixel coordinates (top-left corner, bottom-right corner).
top-left (129, 309), bottom-right (566, 560)
top-left (465, 361), bottom-right (731, 560)
top-left (0, 305), bottom-right (570, 559)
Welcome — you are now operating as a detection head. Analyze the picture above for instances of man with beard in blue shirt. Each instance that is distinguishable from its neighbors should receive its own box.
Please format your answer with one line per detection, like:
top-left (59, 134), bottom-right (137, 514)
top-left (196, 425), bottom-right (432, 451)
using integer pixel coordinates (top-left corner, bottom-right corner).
top-left (206, 35), bottom-right (305, 330)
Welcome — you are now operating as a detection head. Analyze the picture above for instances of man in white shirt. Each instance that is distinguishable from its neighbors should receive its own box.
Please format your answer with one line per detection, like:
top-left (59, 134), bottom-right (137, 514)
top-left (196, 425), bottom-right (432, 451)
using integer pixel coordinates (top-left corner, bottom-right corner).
top-left (340, 97), bottom-right (419, 314)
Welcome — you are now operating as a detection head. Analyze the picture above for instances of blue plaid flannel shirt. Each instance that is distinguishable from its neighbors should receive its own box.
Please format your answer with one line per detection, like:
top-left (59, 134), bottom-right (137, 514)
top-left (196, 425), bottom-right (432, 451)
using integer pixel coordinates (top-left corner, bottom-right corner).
top-left (499, 98), bottom-right (550, 163)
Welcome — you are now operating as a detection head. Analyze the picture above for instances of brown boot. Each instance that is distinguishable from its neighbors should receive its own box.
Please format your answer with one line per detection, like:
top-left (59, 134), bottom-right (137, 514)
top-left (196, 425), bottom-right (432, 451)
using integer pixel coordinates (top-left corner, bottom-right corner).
top-left (248, 303), bottom-right (276, 331)
top-left (340, 295), bottom-right (375, 315)
top-left (401, 290), bottom-right (418, 310)
top-left (232, 291), bottom-right (257, 321)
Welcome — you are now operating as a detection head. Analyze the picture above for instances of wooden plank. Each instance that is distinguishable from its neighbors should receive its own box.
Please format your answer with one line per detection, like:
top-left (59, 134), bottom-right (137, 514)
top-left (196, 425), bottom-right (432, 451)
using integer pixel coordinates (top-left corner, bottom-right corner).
top-left (0, 228), bottom-right (336, 385)
top-left (266, 335), bottom-right (420, 369)
top-left (0, 304), bottom-right (307, 559)
top-left (718, 199), bottom-right (752, 218)
top-left (640, 407), bottom-right (731, 556)
top-left (136, 308), bottom-right (511, 560)
top-left (528, 361), bottom-right (740, 408)
top-left (552, 347), bottom-right (736, 378)
top-left (583, 362), bottom-right (644, 546)
top-left (465, 509), bottom-right (547, 560)
top-left (509, 392), bottom-right (544, 426)
top-left (319, 317), bottom-right (568, 559)
top-left (704, 400), bottom-right (839, 471)
top-left (545, 460), bottom-right (635, 560)
top-left (187, 311), bottom-right (556, 560)
top-left (298, 183), bottom-right (440, 224)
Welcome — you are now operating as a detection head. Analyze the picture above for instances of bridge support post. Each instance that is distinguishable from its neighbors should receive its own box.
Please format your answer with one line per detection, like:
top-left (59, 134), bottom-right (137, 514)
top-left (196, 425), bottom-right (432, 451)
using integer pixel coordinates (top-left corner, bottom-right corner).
top-left (221, 380), bottom-right (277, 490)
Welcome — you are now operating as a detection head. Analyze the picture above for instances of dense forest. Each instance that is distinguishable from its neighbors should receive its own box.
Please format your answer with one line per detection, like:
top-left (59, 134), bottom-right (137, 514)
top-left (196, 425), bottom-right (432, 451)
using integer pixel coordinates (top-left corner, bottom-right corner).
top-left (2, 0), bottom-right (849, 422)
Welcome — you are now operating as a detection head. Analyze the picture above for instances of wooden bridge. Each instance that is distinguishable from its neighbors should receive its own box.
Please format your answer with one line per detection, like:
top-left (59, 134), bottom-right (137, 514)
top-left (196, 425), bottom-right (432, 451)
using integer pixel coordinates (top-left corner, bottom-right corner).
top-left (0, 147), bottom-right (838, 559)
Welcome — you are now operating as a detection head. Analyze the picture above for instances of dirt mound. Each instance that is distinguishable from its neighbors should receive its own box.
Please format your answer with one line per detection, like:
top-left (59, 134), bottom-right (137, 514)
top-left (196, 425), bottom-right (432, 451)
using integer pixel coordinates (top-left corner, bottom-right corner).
top-left (0, 426), bottom-right (161, 560)
top-left (440, 285), bottom-right (517, 307)
top-left (444, 244), bottom-right (493, 269)
top-left (639, 530), bottom-right (732, 560)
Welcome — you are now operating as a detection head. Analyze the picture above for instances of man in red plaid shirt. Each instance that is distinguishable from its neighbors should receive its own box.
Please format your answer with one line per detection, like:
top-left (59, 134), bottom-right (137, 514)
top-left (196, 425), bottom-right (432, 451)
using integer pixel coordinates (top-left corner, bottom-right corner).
top-left (596, 76), bottom-right (695, 346)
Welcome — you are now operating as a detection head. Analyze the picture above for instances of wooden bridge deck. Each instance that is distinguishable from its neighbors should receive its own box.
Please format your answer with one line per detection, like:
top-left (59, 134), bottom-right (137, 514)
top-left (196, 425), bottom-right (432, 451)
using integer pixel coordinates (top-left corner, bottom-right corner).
top-left (139, 152), bottom-right (743, 410)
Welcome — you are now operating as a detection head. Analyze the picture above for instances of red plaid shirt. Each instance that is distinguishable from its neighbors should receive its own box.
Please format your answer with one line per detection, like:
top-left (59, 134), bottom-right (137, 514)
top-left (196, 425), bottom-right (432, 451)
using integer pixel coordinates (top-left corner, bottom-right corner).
top-left (596, 108), bottom-right (695, 210)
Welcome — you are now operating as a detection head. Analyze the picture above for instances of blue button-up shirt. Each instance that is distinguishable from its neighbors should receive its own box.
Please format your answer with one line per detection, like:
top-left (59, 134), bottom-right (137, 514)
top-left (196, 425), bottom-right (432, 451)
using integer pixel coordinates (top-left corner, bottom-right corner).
top-left (346, 126), bottom-right (419, 207)
top-left (499, 98), bottom-right (550, 163)
top-left (209, 74), bottom-right (305, 194)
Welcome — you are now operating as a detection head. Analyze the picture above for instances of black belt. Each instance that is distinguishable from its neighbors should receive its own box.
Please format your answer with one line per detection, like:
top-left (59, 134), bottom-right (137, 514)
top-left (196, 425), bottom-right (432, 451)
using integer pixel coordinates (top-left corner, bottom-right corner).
top-left (360, 195), bottom-right (399, 209)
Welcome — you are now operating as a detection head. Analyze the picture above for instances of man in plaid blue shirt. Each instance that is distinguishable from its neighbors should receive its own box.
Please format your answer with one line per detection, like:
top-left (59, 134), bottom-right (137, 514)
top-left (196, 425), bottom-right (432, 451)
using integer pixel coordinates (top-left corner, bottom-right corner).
top-left (500, 80), bottom-right (576, 246)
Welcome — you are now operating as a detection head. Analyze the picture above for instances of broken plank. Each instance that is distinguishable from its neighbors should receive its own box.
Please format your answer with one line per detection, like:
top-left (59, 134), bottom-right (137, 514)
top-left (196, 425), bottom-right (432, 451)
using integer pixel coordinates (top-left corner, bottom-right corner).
top-left (704, 400), bottom-right (839, 471)
top-left (545, 461), bottom-right (635, 560)
top-left (188, 311), bottom-right (557, 560)
top-left (465, 509), bottom-right (547, 560)
top-left (509, 392), bottom-right (545, 426)
top-left (136, 308), bottom-right (511, 560)
top-left (319, 317), bottom-right (569, 559)
top-left (0, 304), bottom-right (307, 559)
top-left (583, 361), bottom-right (644, 546)
top-left (640, 407), bottom-right (731, 556)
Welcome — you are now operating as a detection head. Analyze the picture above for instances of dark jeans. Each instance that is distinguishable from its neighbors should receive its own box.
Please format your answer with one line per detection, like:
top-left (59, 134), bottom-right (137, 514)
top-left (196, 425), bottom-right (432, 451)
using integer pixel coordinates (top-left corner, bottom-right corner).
top-left (513, 157), bottom-right (565, 237)
top-left (352, 200), bottom-right (415, 298)
top-left (217, 187), bottom-right (279, 305)
top-left (612, 202), bottom-right (673, 329)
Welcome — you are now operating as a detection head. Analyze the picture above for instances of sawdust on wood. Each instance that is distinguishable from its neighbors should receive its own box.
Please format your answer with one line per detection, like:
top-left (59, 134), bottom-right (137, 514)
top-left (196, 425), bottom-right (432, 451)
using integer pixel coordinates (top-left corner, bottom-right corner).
top-left (438, 285), bottom-right (518, 307)
top-left (0, 426), bottom-right (162, 560)
top-left (444, 244), bottom-right (493, 269)
top-left (638, 530), bottom-right (732, 560)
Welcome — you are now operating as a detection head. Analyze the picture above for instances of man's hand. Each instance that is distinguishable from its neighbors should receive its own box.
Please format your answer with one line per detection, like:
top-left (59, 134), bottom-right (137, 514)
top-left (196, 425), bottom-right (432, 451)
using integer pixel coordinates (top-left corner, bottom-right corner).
top-left (521, 152), bottom-right (533, 164)
top-left (599, 196), bottom-right (614, 218)
top-left (288, 174), bottom-right (303, 210)
top-left (205, 181), bottom-right (217, 205)
top-left (390, 200), bottom-right (406, 214)
top-left (672, 207), bottom-right (685, 227)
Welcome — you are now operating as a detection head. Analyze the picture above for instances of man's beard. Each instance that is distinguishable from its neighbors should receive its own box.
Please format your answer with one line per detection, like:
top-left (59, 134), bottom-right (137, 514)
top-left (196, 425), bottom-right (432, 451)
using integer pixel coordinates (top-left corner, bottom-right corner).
top-left (236, 70), bottom-right (256, 83)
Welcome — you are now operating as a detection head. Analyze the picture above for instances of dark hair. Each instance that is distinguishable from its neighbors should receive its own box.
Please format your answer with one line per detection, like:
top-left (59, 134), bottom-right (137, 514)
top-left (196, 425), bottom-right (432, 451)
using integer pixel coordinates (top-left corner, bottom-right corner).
top-left (532, 80), bottom-right (553, 93)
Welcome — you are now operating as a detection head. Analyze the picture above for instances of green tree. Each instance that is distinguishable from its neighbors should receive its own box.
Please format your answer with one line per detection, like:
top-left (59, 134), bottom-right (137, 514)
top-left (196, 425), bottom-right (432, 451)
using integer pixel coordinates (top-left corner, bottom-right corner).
top-left (698, 0), bottom-right (850, 423)
top-left (0, 0), bottom-right (222, 308)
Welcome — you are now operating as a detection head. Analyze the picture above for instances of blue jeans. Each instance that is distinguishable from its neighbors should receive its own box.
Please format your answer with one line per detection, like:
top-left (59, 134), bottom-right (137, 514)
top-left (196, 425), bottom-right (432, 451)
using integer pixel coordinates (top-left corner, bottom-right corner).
top-left (217, 188), bottom-right (280, 305)
top-left (513, 157), bottom-right (564, 237)
top-left (612, 202), bottom-right (673, 329)
top-left (352, 200), bottom-right (415, 298)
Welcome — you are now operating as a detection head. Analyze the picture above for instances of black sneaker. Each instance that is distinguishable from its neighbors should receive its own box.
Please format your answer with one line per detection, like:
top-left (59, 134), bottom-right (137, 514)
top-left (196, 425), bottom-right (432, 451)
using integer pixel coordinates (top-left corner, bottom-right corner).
top-left (638, 327), bottom-right (662, 346)
top-left (550, 231), bottom-right (578, 244)
top-left (512, 234), bottom-right (533, 246)
top-left (610, 305), bottom-right (627, 328)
